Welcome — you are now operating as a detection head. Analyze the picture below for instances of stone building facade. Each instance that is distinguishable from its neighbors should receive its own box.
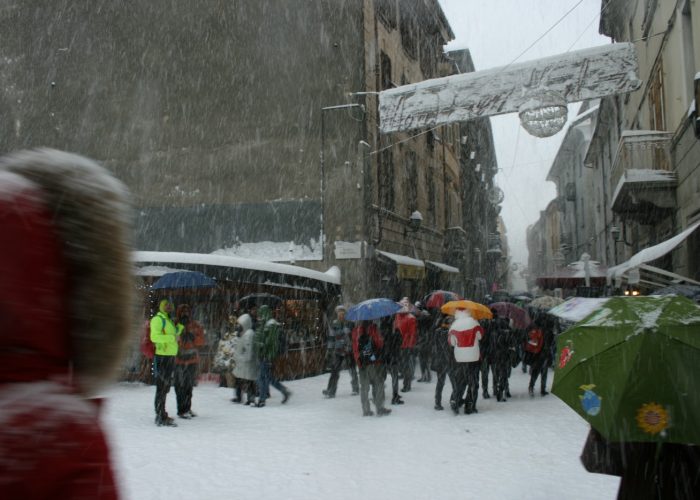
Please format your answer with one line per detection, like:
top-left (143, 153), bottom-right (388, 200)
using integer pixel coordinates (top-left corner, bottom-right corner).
top-left (0, 0), bottom-right (501, 302)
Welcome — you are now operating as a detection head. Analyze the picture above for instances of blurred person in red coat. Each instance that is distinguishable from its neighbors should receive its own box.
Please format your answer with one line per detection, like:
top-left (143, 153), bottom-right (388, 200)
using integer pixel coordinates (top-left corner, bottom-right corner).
top-left (174, 304), bottom-right (206, 419)
top-left (393, 297), bottom-right (417, 392)
top-left (0, 149), bottom-right (134, 499)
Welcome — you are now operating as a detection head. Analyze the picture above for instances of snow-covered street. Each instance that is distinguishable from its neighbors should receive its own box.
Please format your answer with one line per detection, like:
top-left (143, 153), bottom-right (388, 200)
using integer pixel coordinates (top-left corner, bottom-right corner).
top-left (104, 368), bottom-right (619, 500)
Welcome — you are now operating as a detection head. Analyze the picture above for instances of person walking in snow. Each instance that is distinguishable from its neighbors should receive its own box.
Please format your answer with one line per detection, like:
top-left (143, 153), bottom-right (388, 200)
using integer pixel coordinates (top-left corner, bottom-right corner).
top-left (526, 313), bottom-right (555, 397)
top-left (394, 297), bottom-right (418, 392)
top-left (431, 313), bottom-right (454, 410)
top-left (0, 149), bottom-right (134, 498)
top-left (174, 304), bottom-right (206, 419)
top-left (233, 313), bottom-right (259, 405)
top-left (415, 302), bottom-right (433, 383)
top-left (491, 309), bottom-right (516, 402)
top-left (379, 315), bottom-right (404, 405)
top-left (254, 305), bottom-right (291, 407)
top-left (323, 305), bottom-right (359, 398)
top-left (448, 309), bottom-right (484, 415)
top-left (352, 320), bottom-right (391, 417)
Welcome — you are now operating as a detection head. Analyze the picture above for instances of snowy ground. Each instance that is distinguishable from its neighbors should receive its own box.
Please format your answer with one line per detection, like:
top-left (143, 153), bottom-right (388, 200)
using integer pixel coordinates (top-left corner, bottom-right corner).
top-left (104, 368), bottom-right (619, 500)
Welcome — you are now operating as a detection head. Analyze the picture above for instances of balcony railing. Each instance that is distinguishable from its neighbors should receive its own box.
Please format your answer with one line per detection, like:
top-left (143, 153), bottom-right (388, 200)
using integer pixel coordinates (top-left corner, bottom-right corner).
top-left (610, 130), bottom-right (672, 192)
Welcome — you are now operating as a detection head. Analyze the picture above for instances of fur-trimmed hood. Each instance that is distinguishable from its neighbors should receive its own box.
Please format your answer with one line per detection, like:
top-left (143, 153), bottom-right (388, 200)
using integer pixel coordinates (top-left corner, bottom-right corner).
top-left (0, 149), bottom-right (133, 395)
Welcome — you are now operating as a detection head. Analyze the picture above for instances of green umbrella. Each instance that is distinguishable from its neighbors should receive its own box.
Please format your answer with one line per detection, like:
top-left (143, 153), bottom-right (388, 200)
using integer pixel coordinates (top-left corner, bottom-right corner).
top-left (552, 295), bottom-right (700, 444)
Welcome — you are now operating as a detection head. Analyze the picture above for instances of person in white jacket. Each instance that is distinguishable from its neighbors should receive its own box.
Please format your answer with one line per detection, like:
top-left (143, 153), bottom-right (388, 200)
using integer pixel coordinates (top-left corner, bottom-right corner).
top-left (448, 309), bottom-right (484, 415)
top-left (232, 314), bottom-right (259, 405)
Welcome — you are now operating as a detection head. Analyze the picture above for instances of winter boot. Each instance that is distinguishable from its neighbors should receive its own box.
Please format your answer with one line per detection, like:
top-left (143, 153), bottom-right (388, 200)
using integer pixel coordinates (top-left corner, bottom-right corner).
top-left (434, 403), bottom-right (444, 411)
top-left (482, 391), bottom-right (491, 399)
top-left (282, 391), bottom-right (291, 404)
top-left (377, 408), bottom-right (392, 416)
top-left (177, 412), bottom-right (192, 419)
top-left (391, 395), bottom-right (404, 405)
top-left (156, 415), bottom-right (177, 427)
top-left (528, 386), bottom-right (535, 397)
top-left (541, 389), bottom-right (549, 396)
top-left (363, 410), bottom-right (375, 416)
top-left (450, 400), bottom-right (459, 415)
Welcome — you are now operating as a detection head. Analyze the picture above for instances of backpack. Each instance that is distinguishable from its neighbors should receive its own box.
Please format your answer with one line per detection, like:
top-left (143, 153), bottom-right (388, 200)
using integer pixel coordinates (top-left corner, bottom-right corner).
top-left (358, 332), bottom-right (377, 366)
top-left (524, 328), bottom-right (544, 354)
top-left (140, 316), bottom-right (165, 360)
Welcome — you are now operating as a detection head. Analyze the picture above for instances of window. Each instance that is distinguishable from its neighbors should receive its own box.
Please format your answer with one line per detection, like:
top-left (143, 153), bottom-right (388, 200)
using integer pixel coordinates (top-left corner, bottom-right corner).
top-left (376, 0), bottom-right (397, 30)
top-left (380, 51), bottom-right (392, 90)
top-left (399, 5), bottom-right (418, 59)
top-left (648, 59), bottom-right (666, 131)
top-left (405, 151), bottom-right (418, 212)
top-left (427, 163), bottom-right (436, 224)
top-left (379, 148), bottom-right (395, 211)
top-left (641, 0), bottom-right (658, 39)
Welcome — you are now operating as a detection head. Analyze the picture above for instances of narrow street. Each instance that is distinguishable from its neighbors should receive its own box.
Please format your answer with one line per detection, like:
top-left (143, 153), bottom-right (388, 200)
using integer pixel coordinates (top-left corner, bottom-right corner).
top-left (105, 368), bottom-right (618, 499)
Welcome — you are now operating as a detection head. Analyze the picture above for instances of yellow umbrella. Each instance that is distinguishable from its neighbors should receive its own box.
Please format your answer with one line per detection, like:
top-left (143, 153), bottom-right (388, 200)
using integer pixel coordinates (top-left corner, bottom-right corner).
top-left (440, 300), bottom-right (493, 320)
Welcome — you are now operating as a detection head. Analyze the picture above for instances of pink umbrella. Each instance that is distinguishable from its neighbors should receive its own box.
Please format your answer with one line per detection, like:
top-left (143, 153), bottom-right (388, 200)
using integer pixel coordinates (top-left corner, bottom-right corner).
top-left (488, 302), bottom-right (532, 329)
top-left (424, 290), bottom-right (463, 309)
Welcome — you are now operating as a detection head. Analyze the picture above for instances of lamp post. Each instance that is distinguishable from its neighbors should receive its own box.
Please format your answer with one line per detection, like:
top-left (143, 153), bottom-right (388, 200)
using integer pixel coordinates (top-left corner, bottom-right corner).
top-left (320, 103), bottom-right (364, 263)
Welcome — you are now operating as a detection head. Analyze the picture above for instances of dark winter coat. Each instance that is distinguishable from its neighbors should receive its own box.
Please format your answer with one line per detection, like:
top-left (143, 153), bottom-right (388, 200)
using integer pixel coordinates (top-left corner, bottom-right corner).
top-left (381, 325), bottom-right (403, 366)
top-left (491, 317), bottom-right (517, 366)
top-left (0, 149), bottom-right (134, 499)
top-left (430, 315), bottom-right (453, 372)
top-left (581, 428), bottom-right (700, 499)
top-left (415, 309), bottom-right (433, 353)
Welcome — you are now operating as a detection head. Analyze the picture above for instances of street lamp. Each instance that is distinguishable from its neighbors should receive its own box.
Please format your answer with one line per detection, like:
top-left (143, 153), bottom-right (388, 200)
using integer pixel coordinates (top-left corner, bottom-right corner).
top-left (320, 103), bottom-right (365, 262)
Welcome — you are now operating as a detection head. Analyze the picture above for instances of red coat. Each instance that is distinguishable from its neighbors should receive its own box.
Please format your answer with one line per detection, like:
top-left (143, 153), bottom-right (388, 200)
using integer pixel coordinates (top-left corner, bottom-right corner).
top-left (394, 313), bottom-right (418, 349)
top-left (351, 323), bottom-right (384, 365)
top-left (0, 165), bottom-right (121, 499)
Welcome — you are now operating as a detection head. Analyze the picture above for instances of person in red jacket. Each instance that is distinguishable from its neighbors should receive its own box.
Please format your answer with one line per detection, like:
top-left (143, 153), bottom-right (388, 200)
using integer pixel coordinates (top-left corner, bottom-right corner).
top-left (174, 304), bottom-right (206, 418)
top-left (0, 149), bottom-right (134, 499)
top-left (394, 297), bottom-right (417, 392)
top-left (352, 320), bottom-right (391, 417)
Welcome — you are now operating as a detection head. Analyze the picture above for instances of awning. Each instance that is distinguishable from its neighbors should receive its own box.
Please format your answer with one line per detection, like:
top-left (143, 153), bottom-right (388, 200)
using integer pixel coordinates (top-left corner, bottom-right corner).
top-left (607, 222), bottom-right (700, 284)
top-left (425, 260), bottom-right (460, 274)
top-left (376, 250), bottom-right (425, 280)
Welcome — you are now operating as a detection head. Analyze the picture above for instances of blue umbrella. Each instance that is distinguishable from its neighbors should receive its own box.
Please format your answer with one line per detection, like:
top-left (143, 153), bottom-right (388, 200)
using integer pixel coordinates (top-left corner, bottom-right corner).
top-left (152, 271), bottom-right (217, 290)
top-left (346, 298), bottom-right (402, 321)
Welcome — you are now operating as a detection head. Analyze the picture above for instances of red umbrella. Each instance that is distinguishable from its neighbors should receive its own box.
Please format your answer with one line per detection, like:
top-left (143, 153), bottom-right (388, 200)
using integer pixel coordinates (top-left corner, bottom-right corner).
top-left (488, 301), bottom-right (532, 329)
top-left (424, 290), bottom-right (462, 309)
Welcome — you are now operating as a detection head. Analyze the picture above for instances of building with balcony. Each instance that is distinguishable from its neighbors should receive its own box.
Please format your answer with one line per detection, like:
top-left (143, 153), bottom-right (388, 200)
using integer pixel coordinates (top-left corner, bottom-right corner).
top-left (530, 0), bottom-right (700, 295)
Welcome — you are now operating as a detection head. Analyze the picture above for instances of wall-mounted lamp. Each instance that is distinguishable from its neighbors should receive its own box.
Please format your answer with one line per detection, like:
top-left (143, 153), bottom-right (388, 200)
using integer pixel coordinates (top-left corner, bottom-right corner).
top-left (404, 210), bottom-right (423, 237)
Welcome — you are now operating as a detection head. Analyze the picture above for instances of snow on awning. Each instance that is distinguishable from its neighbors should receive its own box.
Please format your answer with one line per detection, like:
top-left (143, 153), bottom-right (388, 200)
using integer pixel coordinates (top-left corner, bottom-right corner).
top-left (376, 250), bottom-right (425, 280)
top-left (607, 222), bottom-right (700, 284)
top-left (425, 260), bottom-right (460, 274)
top-left (548, 297), bottom-right (610, 323)
top-left (133, 251), bottom-right (341, 285)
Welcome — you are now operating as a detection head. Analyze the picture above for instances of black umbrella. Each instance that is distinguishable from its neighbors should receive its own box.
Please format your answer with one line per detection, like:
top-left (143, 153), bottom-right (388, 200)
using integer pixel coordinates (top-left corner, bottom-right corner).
top-left (238, 293), bottom-right (283, 310)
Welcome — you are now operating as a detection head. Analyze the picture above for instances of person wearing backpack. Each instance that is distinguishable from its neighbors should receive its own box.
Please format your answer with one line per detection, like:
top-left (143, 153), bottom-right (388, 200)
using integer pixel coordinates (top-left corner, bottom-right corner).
top-left (151, 298), bottom-right (181, 426)
top-left (352, 319), bottom-right (391, 417)
top-left (527, 315), bottom-right (554, 397)
top-left (254, 305), bottom-right (291, 407)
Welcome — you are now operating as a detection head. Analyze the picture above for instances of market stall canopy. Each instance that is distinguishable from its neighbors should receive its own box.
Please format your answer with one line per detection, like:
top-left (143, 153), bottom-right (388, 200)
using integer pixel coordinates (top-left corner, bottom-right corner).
top-left (376, 250), bottom-right (425, 280)
top-left (548, 297), bottom-right (611, 323)
top-left (425, 261), bottom-right (460, 274)
top-left (607, 222), bottom-right (700, 285)
top-left (535, 260), bottom-right (607, 289)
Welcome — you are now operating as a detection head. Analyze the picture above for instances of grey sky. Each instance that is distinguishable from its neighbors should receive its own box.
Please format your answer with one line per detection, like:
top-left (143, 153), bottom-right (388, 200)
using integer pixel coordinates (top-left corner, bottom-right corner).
top-left (437, 0), bottom-right (609, 267)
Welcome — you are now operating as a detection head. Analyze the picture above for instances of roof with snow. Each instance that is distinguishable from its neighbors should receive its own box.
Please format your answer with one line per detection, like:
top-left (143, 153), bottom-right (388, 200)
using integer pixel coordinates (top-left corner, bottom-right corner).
top-left (133, 251), bottom-right (341, 287)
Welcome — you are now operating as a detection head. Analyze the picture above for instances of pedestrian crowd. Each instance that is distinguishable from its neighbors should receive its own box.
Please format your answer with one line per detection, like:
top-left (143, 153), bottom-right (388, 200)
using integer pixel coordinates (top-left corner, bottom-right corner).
top-left (317, 296), bottom-right (557, 417)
